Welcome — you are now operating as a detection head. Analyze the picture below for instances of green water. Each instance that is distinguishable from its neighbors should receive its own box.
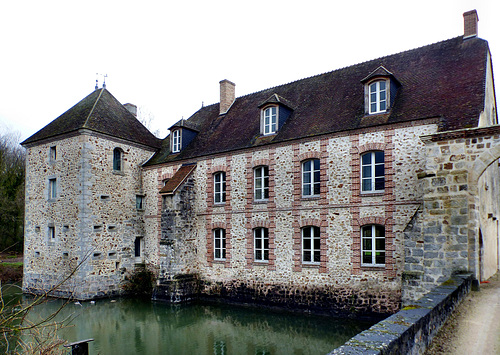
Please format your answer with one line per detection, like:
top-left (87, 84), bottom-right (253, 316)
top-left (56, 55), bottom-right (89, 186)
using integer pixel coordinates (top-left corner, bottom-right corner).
top-left (2, 284), bottom-right (374, 355)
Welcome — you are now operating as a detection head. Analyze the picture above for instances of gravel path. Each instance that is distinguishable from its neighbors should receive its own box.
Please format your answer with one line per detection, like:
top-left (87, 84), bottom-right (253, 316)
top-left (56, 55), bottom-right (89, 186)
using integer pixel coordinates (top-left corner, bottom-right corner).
top-left (425, 272), bottom-right (500, 354)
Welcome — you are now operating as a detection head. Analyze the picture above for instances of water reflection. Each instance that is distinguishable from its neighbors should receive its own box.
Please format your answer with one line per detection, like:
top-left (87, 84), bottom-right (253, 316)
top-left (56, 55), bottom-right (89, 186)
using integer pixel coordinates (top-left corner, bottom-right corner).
top-left (4, 286), bottom-right (374, 355)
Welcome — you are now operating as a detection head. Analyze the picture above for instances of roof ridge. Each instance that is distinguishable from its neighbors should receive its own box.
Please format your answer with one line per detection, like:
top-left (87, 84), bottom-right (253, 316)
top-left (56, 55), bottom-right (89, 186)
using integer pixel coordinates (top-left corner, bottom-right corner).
top-left (83, 89), bottom-right (104, 128)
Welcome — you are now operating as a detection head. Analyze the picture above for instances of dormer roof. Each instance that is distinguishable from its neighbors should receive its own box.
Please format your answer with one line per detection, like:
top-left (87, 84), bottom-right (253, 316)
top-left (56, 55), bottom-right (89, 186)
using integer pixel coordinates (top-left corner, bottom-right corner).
top-left (360, 66), bottom-right (401, 86)
top-left (258, 94), bottom-right (294, 110)
top-left (169, 118), bottom-right (200, 132)
top-left (21, 89), bottom-right (162, 149)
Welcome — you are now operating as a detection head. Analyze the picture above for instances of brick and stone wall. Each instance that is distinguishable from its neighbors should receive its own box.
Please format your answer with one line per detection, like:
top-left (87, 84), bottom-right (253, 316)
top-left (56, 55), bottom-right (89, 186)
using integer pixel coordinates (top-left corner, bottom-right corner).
top-left (147, 121), bottom-right (439, 315)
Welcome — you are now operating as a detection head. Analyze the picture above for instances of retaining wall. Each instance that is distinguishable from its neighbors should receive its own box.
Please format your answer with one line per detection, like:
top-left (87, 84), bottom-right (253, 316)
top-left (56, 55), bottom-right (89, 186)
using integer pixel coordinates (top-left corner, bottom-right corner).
top-left (330, 273), bottom-right (473, 355)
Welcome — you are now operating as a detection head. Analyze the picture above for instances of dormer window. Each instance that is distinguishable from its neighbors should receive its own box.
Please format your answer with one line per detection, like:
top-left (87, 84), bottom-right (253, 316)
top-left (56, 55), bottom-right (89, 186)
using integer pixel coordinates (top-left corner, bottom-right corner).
top-left (369, 80), bottom-right (387, 114)
top-left (262, 107), bottom-right (277, 135)
top-left (172, 129), bottom-right (181, 153)
top-left (361, 66), bottom-right (400, 116)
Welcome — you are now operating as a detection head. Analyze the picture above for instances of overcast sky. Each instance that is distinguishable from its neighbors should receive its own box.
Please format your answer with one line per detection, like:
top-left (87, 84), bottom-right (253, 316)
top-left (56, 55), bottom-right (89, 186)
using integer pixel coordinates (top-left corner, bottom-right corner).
top-left (1, 0), bottom-right (499, 142)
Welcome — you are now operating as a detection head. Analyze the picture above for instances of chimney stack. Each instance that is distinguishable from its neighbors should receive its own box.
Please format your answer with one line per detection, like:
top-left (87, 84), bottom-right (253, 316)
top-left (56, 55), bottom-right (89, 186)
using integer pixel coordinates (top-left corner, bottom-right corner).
top-left (219, 79), bottom-right (235, 115)
top-left (463, 10), bottom-right (478, 39)
top-left (124, 103), bottom-right (137, 117)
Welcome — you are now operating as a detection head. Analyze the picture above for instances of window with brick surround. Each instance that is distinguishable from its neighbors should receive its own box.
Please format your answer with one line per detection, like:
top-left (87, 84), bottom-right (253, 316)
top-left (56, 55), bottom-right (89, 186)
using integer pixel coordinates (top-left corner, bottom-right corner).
top-left (369, 80), bottom-right (387, 114)
top-left (48, 178), bottom-right (57, 199)
top-left (361, 151), bottom-right (384, 193)
top-left (361, 225), bottom-right (385, 266)
top-left (213, 172), bottom-right (226, 204)
top-left (254, 227), bottom-right (269, 262)
top-left (262, 106), bottom-right (277, 135)
top-left (302, 226), bottom-right (320, 264)
top-left (254, 166), bottom-right (269, 201)
top-left (302, 159), bottom-right (320, 197)
top-left (113, 148), bottom-right (122, 171)
top-left (213, 228), bottom-right (226, 260)
top-left (171, 129), bottom-right (181, 153)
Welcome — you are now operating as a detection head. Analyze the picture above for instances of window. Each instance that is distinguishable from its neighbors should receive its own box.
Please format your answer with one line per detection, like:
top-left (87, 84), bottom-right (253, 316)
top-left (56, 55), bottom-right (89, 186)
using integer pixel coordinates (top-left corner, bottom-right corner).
top-left (302, 226), bottom-right (320, 264)
top-left (302, 159), bottom-right (320, 197)
top-left (49, 146), bottom-right (57, 161)
top-left (361, 225), bottom-right (385, 266)
top-left (262, 106), bottom-right (277, 135)
top-left (254, 227), bottom-right (269, 262)
top-left (214, 172), bottom-right (226, 204)
top-left (48, 178), bottom-right (57, 199)
top-left (213, 229), bottom-right (226, 260)
top-left (48, 225), bottom-right (55, 240)
top-left (361, 151), bottom-right (384, 192)
top-left (172, 129), bottom-right (181, 153)
top-left (369, 81), bottom-right (387, 114)
top-left (134, 237), bottom-right (144, 261)
top-left (254, 166), bottom-right (269, 201)
top-left (136, 195), bottom-right (144, 210)
top-left (113, 148), bottom-right (122, 171)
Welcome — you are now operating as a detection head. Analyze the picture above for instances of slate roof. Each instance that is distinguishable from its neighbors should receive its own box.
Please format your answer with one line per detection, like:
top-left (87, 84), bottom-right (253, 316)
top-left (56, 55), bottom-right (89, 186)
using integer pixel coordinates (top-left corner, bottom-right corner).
top-left (145, 36), bottom-right (490, 167)
top-left (22, 89), bottom-right (162, 149)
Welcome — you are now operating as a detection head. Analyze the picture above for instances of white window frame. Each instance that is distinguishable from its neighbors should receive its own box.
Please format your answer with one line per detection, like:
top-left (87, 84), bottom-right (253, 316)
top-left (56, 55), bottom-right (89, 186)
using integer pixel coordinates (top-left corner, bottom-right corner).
top-left (361, 151), bottom-right (385, 193)
top-left (48, 178), bottom-right (57, 200)
top-left (361, 225), bottom-right (385, 266)
top-left (302, 159), bottom-right (320, 197)
top-left (254, 227), bottom-right (269, 262)
top-left (262, 106), bottom-right (278, 135)
top-left (254, 166), bottom-right (269, 201)
top-left (302, 226), bottom-right (320, 264)
top-left (213, 228), bottom-right (226, 260)
top-left (172, 129), bottom-right (181, 153)
top-left (369, 80), bottom-right (387, 114)
top-left (214, 172), bottom-right (226, 204)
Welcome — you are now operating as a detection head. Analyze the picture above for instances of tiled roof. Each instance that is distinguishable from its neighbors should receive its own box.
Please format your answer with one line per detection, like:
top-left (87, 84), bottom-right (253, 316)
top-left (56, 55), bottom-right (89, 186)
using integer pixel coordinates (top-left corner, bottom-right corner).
top-left (21, 89), bottom-right (162, 149)
top-left (145, 36), bottom-right (489, 166)
top-left (159, 164), bottom-right (196, 195)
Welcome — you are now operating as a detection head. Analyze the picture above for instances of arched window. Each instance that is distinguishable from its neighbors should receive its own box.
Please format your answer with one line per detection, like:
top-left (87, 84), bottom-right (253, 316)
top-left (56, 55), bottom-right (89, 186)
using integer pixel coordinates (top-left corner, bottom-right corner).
top-left (361, 151), bottom-right (384, 192)
top-left (213, 228), bottom-right (226, 260)
top-left (361, 225), bottom-right (385, 266)
top-left (113, 148), bottom-right (122, 171)
top-left (254, 227), bottom-right (269, 262)
top-left (302, 226), bottom-right (320, 264)
top-left (262, 106), bottom-right (277, 135)
top-left (254, 166), bottom-right (269, 201)
top-left (213, 171), bottom-right (226, 204)
top-left (369, 80), bottom-right (387, 114)
top-left (302, 159), bottom-right (320, 197)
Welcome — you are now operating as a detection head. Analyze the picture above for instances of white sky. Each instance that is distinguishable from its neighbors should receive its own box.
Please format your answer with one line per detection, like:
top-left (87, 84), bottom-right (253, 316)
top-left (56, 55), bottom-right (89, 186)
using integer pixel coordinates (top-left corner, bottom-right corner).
top-left (1, 0), bottom-right (499, 141)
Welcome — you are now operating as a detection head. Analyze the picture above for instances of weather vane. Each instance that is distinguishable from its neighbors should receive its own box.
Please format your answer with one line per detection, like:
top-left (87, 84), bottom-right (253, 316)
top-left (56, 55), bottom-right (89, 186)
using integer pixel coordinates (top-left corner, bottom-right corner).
top-left (95, 73), bottom-right (108, 89)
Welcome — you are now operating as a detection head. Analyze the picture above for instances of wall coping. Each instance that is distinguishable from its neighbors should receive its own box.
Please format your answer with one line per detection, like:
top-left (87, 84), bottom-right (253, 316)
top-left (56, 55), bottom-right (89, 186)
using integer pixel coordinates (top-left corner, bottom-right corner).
top-left (329, 274), bottom-right (473, 355)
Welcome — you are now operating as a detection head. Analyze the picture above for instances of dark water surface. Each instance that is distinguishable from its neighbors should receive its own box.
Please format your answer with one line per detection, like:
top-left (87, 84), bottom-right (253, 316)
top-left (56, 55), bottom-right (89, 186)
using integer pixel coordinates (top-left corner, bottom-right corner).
top-left (2, 284), bottom-right (375, 355)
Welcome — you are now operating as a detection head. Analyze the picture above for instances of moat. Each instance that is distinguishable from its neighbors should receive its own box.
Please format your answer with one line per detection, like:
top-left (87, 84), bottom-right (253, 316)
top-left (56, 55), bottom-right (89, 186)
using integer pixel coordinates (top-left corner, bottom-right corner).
top-left (3, 284), bottom-right (375, 354)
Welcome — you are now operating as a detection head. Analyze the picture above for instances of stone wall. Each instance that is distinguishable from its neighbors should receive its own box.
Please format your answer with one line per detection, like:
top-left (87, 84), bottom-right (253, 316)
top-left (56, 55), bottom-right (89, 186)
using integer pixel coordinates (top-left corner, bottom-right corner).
top-left (147, 121), bottom-right (438, 315)
top-left (403, 126), bottom-right (500, 301)
top-left (23, 132), bottom-right (156, 299)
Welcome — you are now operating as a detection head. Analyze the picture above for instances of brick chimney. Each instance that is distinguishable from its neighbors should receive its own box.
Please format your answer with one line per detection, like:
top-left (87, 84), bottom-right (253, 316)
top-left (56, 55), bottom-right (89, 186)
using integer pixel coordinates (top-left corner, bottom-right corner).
top-left (124, 103), bottom-right (137, 117)
top-left (463, 10), bottom-right (478, 39)
top-left (219, 79), bottom-right (235, 115)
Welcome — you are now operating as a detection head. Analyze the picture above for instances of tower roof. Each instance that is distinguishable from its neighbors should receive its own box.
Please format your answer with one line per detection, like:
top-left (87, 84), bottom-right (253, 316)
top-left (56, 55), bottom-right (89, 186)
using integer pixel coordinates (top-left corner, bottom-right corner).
top-left (22, 88), bottom-right (161, 148)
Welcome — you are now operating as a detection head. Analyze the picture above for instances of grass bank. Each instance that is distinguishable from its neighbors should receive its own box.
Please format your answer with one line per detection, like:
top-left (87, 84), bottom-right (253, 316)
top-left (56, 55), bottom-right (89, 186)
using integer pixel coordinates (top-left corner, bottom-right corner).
top-left (0, 254), bottom-right (23, 282)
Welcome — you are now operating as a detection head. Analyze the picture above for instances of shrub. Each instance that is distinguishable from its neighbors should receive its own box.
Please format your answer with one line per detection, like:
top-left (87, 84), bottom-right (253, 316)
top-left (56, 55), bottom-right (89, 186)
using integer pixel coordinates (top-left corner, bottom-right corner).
top-left (122, 265), bottom-right (157, 298)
